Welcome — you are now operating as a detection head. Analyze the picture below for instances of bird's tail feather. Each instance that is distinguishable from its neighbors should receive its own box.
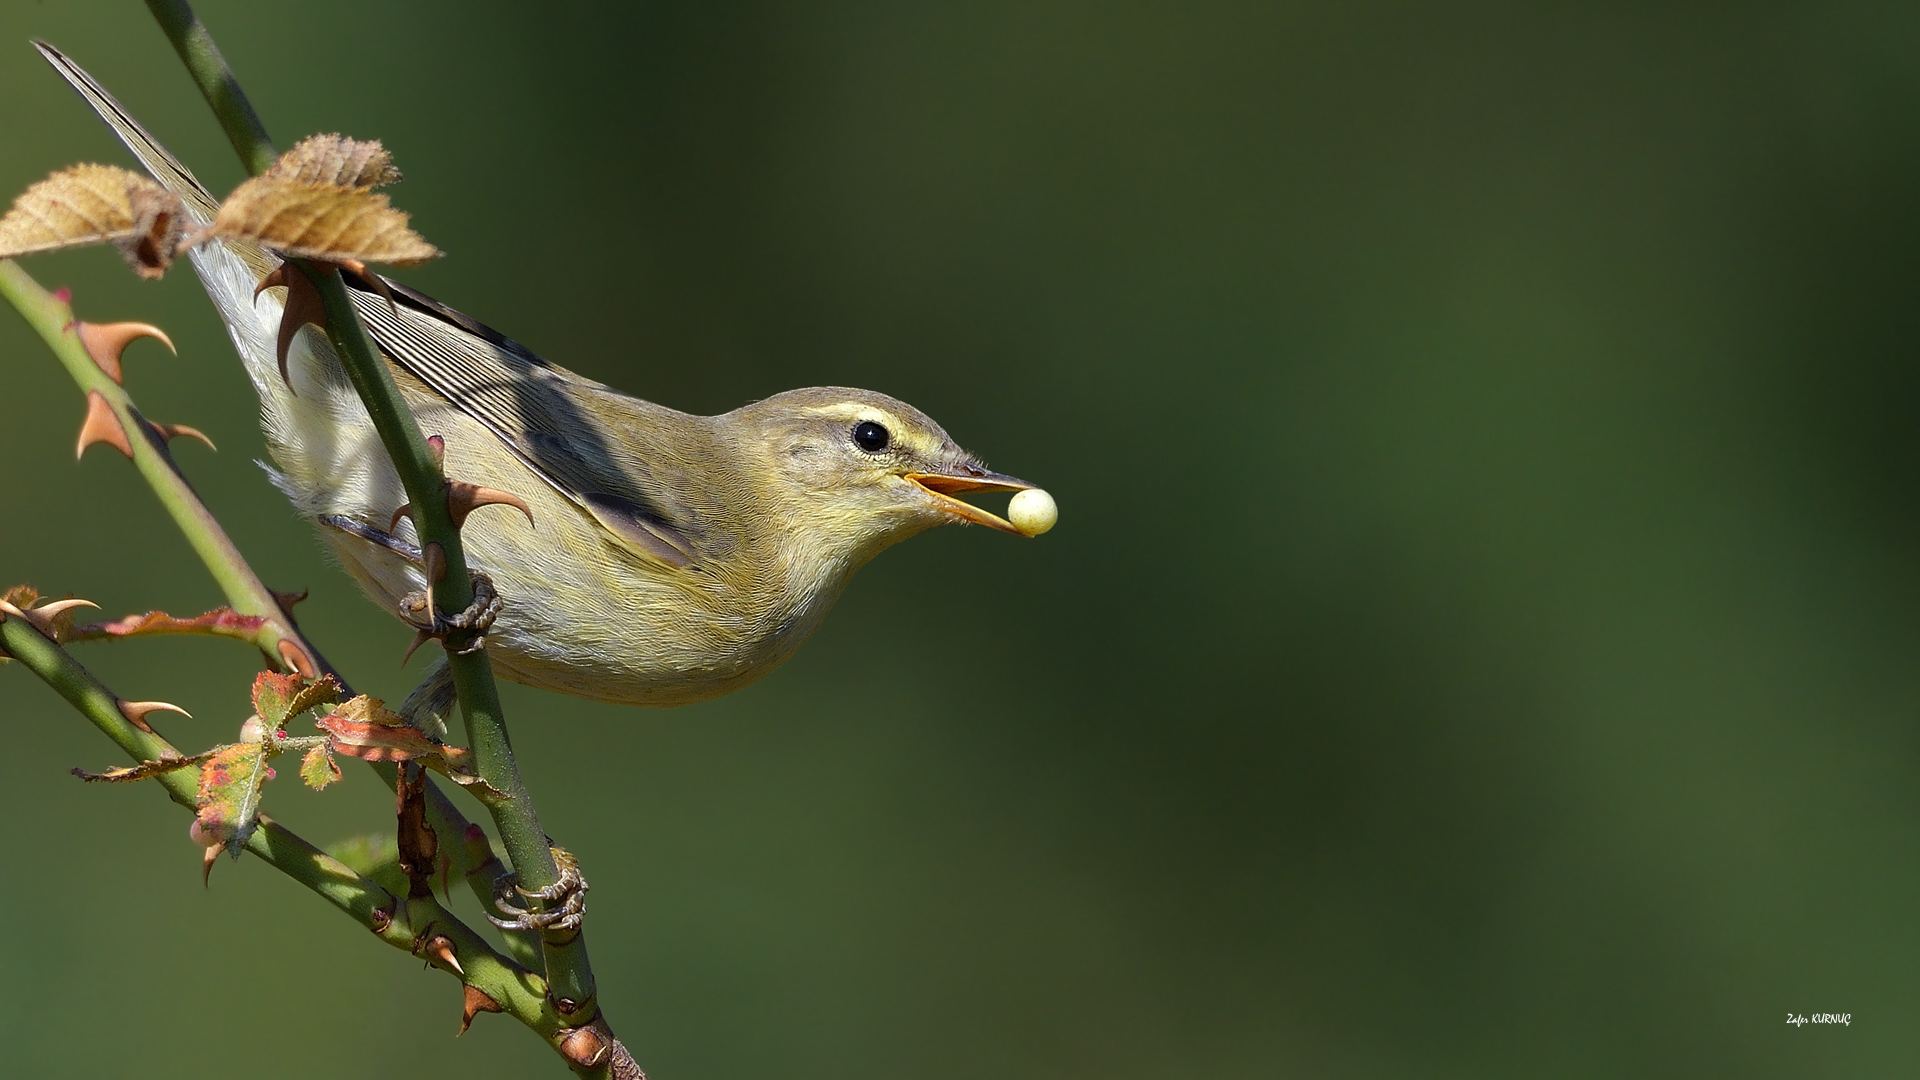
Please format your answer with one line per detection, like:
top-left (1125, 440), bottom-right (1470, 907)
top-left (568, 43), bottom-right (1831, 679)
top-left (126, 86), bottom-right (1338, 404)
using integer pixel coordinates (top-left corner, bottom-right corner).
top-left (35, 42), bottom-right (382, 523)
top-left (36, 42), bottom-right (223, 226)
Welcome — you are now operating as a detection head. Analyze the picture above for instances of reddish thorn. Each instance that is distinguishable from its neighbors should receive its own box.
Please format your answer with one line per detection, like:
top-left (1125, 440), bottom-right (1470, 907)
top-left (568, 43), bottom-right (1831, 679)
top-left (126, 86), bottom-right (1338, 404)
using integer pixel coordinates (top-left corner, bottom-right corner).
top-left (53, 287), bottom-right (71, 304)
top-left (151, 421), bottom-right (216, 452)
top-left (76, 391), bottom-right (134, 460)
top-left (276, 638), bottom-right (317, 678)
top-left (202, 843), bottom-right (220, 887)
top-left (423, 934), bottom-right (464, 976)
top-left (388, 503), bottom-right (413, 535)
top-left (400, 628), bottom-right (433, 665)
top-left (460, 985), bottom-right (504, 1035)
top-left (258, 263), bottom-right (326, 394)
top-left (77, 321), bottom-right (175, 385)
top-left (446, 480), bottom-right (535, 530)
top-left (23, 598), bottom-right (99, 636)
top-left (117, 699), bottom-right (190, 733)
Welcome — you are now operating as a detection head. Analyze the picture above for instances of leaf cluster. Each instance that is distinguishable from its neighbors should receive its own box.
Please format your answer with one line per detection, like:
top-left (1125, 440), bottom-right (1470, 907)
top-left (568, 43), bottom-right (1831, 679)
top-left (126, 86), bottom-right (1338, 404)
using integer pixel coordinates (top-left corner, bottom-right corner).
top-left (0, 134), bottom-right (438, 279)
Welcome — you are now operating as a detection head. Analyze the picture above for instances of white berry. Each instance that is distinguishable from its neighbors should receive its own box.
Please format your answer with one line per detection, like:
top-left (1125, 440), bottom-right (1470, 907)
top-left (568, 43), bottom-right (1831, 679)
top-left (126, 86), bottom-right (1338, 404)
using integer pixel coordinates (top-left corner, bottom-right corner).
top-left (1008, 488), bottom-right (1058, 536)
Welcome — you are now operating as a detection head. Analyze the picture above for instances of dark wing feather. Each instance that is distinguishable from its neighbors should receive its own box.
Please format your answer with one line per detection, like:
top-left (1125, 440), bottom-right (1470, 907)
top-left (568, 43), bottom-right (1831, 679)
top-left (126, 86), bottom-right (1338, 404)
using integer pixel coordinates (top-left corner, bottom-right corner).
top-left (344, 274), bottom-right (710, 570)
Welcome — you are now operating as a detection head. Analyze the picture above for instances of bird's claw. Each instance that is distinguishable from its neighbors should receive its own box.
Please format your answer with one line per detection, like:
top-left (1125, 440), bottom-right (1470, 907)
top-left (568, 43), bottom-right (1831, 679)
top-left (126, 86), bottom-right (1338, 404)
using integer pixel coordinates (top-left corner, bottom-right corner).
top-left (488, 846), bottom-right (588, 935)
top-left (399, 571), bottom-right (502, 657)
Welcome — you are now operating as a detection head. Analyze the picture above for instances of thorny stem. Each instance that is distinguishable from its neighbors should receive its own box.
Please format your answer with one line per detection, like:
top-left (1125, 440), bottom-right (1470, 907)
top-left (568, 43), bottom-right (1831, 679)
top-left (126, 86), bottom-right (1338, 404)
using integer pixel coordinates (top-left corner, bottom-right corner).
top-left (144, 0), bottom-right (609, 1048)
top-left (304, 254), bottom-right (600, 1014)
top-left (0, 257), bottom-right (510, 931)
top-left (0, 253), bottom-right (596, 1066)
top-left (0, 259), bottom-right (315, 675)
top-left (141, 0), bottom-right (276, 176)
top-left (0, 612), bottom-right (561, 1034)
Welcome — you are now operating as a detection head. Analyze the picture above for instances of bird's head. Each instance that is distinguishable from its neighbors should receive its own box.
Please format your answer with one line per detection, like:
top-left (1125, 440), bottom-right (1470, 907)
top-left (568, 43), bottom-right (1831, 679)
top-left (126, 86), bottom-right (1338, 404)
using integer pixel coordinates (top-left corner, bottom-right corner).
top-left (726, 386), bottom-right (1037, 565)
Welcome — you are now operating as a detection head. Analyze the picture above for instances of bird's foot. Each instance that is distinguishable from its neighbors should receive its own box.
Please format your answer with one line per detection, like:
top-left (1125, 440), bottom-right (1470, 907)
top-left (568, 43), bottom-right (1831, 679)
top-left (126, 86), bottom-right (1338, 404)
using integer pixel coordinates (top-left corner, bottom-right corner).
top-left (399, 571), bottom-right (502, 659)
top-left (488, 846), bottom-right (589, 936)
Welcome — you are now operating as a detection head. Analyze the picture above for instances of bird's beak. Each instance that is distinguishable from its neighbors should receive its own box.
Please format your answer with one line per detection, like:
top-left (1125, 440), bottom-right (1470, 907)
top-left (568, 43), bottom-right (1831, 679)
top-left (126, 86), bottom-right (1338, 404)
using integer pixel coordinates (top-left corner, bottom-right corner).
top-left (904, 467), bottom-right (1036, 535)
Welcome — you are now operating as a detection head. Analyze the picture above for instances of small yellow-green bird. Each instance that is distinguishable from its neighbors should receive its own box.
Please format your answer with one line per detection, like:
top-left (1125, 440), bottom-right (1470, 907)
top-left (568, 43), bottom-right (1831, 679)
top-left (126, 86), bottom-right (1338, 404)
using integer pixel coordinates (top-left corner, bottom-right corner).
top-left (45, 46), bottom-right (1054, 707)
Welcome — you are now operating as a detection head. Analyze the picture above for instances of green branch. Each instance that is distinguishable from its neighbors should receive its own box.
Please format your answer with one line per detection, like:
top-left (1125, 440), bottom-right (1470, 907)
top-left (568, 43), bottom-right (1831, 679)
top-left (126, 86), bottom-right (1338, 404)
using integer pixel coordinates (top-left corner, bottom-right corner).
top-left (0, 610), bottom-right (565, 1036)
top-left (0, 259), bottom-right (322, 676)
top-left (141, 0), bottom-right (276, 176)
top-left (142, 0), bottom-right (609, 1048)
top-left (0, 256), bottom-right (502, 899)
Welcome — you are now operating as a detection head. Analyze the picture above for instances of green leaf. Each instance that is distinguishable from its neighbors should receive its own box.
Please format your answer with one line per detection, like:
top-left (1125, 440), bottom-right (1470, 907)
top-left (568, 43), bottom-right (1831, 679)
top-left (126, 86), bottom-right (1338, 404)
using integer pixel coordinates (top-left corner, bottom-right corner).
top-left (250, 671), bottom-right (340, 731)
top-left (299, 740), bottom-right (340, 790)
top-left (195, 741), bottom-right (271, 858)
top-left (323, 833), bottom-right (407, 898)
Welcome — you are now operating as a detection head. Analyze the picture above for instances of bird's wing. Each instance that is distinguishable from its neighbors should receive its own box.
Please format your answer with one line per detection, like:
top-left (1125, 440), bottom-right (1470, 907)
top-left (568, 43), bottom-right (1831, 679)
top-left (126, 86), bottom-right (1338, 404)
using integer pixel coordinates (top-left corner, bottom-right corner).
top-left (346, 274), bottom-right (712, 571)
top-left (38, 41), bottom-right (708, 570)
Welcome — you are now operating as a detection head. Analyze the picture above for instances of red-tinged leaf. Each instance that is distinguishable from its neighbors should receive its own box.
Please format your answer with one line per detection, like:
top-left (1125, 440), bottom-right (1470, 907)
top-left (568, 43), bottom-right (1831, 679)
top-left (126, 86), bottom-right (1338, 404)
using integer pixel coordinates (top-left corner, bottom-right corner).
top-left (251, 671), bottom-right (341, 730)
top-left (69, 607), bottom-right (269, 644)
top-left (300, 741), bottom-right (341, 790)
top-left (195, 741), bottom-right (270, 857)
top-left (318, 714), bottom-right (442, 762)
top-left (72, 748), bottom-right (214, 783)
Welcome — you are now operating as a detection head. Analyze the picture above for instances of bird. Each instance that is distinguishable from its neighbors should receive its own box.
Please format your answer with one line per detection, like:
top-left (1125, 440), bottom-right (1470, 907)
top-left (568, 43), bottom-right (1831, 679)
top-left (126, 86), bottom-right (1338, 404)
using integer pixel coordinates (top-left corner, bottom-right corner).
top-left (41, 44), bottom-right (1051, 708)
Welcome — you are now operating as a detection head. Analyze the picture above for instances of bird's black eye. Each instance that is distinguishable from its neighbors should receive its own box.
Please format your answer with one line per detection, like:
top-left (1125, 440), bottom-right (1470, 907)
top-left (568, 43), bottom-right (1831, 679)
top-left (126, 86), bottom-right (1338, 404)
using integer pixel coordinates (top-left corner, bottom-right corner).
top-left (852, 420), bottom-right (890, 452)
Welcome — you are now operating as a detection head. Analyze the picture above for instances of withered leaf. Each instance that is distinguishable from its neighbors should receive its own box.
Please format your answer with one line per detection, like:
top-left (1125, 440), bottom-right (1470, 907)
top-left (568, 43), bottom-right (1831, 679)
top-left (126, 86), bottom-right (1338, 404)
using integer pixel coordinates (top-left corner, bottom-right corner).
top-left (251, 670), bottom-right (342, 731)
top-left (73, 749), bottom-right (215, 783)
top-left (266, 134), bottom-right (401, 190)
top-left (316, 695), bottom-right (491, 793)
top-left (316, 694), bottom-right (440, 762)
top-left (207, 176), bottom-right (438, 267)
top-left (69, 606), bottom-right (269, 644)
top-left (0, 164), bottom-right (185, 279)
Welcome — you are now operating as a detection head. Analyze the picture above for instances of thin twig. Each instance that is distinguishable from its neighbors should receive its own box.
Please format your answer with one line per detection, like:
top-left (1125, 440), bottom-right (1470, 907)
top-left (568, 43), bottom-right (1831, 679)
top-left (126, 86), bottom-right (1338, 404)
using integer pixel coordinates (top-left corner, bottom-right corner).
top-left (0, 610), bottom-right (555, 1032)
top-left (0, 257), bottom-right (513, 928)
top-left (140, 0), bottom-right (616, 1060)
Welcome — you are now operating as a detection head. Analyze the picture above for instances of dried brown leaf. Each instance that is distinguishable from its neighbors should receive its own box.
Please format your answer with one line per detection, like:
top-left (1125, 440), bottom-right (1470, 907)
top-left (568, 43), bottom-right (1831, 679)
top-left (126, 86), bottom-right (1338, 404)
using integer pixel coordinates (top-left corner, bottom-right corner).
top-left (0, 164), bottom-right (185, 278)
top-left (72, 749), bottom-right (213, 783)
top-left (266, 134), bottom-right (401, 190)
top-left (208, 176), bottom-right (438, 267)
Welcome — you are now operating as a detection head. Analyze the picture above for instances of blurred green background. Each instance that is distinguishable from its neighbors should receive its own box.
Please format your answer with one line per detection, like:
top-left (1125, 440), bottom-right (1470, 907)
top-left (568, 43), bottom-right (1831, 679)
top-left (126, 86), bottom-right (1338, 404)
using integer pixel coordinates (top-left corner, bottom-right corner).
top-left (2, 1), bottom-right (1916, 1075)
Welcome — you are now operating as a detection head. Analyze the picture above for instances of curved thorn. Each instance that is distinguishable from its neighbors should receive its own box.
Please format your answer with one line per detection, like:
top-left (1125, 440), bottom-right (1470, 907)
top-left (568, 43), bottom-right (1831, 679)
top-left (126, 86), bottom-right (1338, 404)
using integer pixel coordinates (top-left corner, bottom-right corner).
top-left (76, 391), bottom-right (133, 459)
top-left (151, 422), bottom-right (216, 452)
top-left (257, 262), bottom-right (326, 394)
top-left (28, 598), bottom-right (99, 621)
top-left (0, 599), bottom-right (25, 620)
top-left (253, 263), bottom-right (289, 301)
top-left (276, 638), bottom-right (317, 678)
top-left (202, 843), bottom-right (220, 888)
top-left (447, 481), bottom-right (535, 530)
top-left (77, 321), bottom-right (175, 384)
top-left (339, 257), bottom-right (400, 315)
top-left (271, 588), bottom-right (309, 612)
top-left (421, 542), bottom-right (446, 625)
top-left (388, 503), bottom-right (413, 535)
top-left (117, 699), bottom-right (190, 733)
top-left (460, 985), bottom-right (504, 1036)
top-left (423, 935), bottom-right (464, 976)
top-left (400, 628), bottom-right (433, 665)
